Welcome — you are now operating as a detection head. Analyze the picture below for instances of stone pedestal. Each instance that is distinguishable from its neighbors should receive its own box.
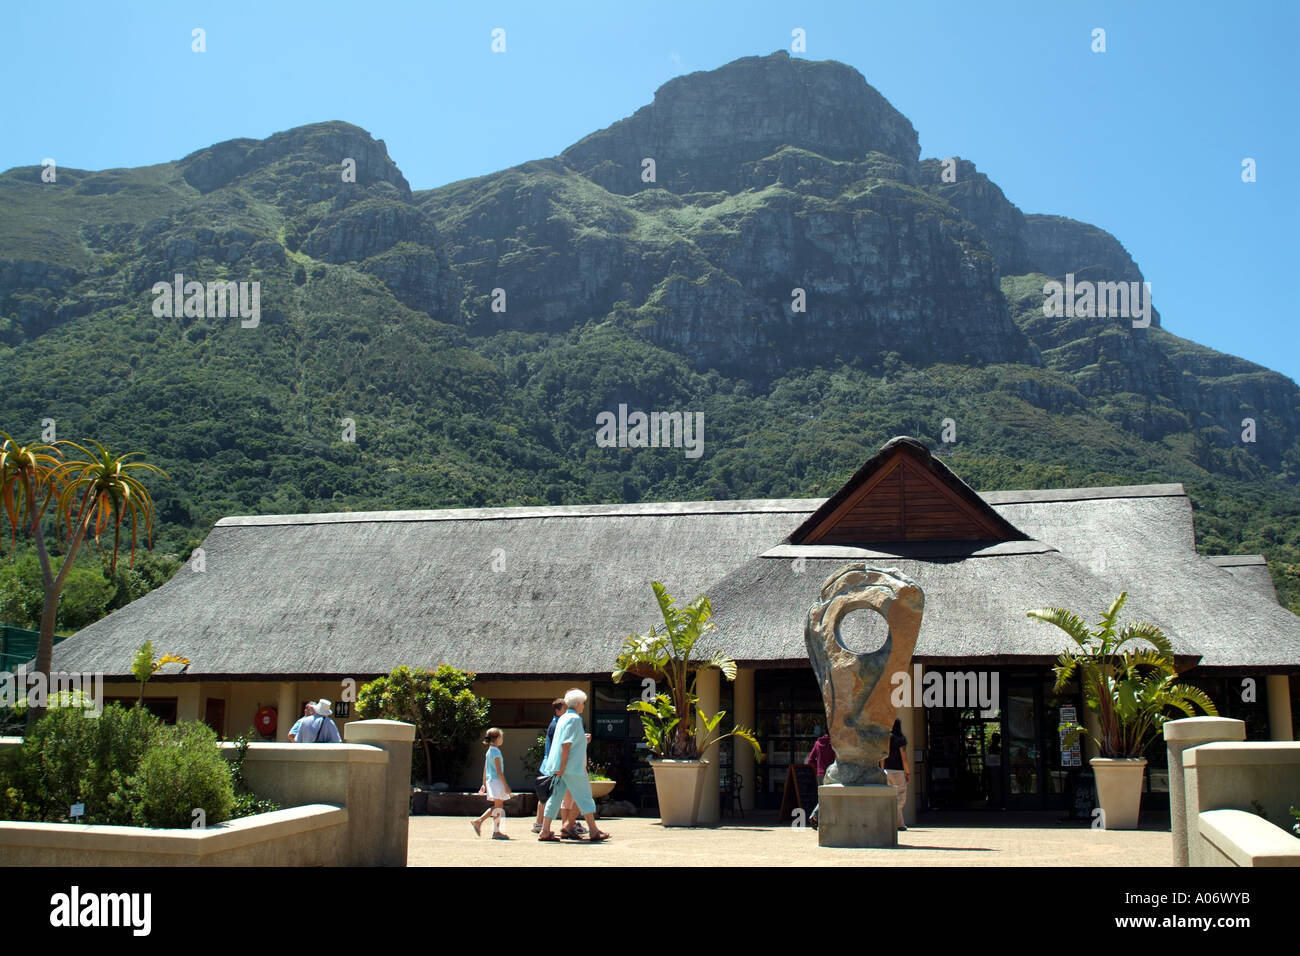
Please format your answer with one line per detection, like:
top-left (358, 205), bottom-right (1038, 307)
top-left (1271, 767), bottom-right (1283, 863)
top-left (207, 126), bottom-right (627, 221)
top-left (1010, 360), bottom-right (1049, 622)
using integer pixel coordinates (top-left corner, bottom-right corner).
top-left (817, 784), bottom-right (898, 848)
top-left (1164, 716), bottom-right (1245, 867)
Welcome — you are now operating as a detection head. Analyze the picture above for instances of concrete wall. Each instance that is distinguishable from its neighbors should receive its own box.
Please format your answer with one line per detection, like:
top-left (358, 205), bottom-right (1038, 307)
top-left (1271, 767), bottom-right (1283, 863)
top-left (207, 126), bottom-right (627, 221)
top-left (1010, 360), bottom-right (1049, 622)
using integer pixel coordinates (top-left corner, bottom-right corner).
top-left (0, 806), bottom-right (348, 866)
top-left (0, 719), bottom-right (414, 867)
top-left (1181, 739), bottom-right (1300, 867)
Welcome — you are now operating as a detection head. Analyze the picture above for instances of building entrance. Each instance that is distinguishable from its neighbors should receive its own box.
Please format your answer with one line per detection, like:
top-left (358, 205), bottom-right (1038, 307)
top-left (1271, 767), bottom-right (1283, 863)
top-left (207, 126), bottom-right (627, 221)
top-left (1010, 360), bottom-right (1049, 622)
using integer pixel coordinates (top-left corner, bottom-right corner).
top-left (924, 670), bottom-right (1081, 811)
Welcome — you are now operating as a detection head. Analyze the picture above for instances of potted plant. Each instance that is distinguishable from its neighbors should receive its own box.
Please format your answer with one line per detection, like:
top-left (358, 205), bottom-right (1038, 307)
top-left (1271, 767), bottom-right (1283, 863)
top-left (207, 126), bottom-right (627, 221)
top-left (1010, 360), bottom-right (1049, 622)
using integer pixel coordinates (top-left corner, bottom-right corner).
top-left (613, 582), bottom-right (760, 826)
top-left (588, 764), bottom-right (616, 800)
top-left (1028, 592), bottom-right (1217, 829)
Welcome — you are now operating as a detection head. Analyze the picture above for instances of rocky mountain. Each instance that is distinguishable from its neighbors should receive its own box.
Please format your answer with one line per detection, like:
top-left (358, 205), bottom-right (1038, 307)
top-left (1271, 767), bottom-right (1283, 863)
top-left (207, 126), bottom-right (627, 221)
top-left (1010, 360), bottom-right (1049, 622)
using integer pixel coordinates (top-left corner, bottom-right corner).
top-left (0, 51), bottom-right (1296, 606)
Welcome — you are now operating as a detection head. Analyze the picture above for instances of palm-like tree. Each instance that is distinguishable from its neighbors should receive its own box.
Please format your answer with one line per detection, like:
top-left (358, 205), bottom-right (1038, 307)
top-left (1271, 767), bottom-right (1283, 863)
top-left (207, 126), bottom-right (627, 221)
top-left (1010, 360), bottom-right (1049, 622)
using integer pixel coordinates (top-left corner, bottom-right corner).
top-left (1027, 592), bottom-right (1217, 758)
top-left (0, 433), bottom-right (166, 727)
top-left (613, 582), bottom-right (759, 761)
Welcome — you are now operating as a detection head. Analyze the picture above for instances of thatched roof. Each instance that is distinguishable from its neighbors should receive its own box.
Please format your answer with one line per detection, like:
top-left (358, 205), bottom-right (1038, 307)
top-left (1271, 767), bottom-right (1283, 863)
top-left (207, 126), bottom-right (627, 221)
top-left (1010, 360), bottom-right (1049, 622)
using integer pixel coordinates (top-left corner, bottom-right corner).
top-left (53, 499), bottom-right (816, 680)
top-left (50, 444), bottom-right (1300, 680)
top-left (708, 542), bottom-right (1205, 667)
top-left (1206, 555), bottom-right (1279, 604)
top-left (986, 489), bottom-right (1299, 671)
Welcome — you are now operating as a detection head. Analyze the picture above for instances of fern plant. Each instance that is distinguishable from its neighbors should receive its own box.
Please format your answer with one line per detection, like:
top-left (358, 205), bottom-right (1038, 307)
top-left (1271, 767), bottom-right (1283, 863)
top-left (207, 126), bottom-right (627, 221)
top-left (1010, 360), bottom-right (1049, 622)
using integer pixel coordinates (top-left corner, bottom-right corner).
top-left (1027, 592), bottom-right (1217, 758)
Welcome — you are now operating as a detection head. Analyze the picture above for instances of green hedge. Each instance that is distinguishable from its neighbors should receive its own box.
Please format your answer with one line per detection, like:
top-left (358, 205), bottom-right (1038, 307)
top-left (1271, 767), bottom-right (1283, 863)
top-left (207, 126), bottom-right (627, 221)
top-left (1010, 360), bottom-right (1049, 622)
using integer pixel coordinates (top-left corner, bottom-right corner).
top-left (131, 721), bottom-right (235, 828)
top-left (0, 703), bottom-right (273, 828)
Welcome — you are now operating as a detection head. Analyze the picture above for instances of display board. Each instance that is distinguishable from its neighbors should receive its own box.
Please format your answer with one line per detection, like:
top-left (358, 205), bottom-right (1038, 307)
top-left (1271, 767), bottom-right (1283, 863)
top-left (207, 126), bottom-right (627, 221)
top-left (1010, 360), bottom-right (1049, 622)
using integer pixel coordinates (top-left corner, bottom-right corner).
top-left (778, 764), bottom-right (819, 822)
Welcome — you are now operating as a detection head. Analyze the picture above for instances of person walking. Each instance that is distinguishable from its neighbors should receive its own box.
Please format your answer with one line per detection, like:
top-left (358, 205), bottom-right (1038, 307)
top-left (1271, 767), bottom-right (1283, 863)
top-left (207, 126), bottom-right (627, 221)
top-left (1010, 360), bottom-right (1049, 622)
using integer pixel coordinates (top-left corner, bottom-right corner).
top-left (882, 717), bottom-right (910, 830)
top-left (297, 699), bottom-right (342, 743)
top-left (288, 701), bottom-right (315, 742)
top-left (533, 698), bottom-right (567, 833)
top-left (473, 727), bottom-right (512, 840)
top-left (537, 689), bottom-right (610, 843)
top-left (807, 729), bottom-right (834, 828)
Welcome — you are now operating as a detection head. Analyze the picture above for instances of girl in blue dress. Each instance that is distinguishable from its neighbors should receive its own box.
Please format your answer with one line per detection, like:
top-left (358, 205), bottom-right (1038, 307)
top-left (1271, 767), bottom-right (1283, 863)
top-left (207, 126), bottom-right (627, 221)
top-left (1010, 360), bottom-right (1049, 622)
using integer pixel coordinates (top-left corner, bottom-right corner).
top-left (473, 727), bottom-right (512, 839)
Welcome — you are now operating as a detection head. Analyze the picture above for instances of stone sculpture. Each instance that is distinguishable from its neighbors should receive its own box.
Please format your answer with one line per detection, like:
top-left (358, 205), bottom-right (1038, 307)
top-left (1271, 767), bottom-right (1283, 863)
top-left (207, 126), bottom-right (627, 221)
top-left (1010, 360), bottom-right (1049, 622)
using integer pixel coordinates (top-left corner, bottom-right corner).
top-left (804, 564), bottom-right (924, 786)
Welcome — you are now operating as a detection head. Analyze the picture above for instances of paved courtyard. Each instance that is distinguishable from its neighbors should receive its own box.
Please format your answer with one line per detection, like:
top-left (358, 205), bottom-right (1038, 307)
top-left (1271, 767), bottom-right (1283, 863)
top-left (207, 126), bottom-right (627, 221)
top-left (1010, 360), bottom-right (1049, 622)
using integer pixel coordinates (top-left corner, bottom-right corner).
top-left (408, 812), bottom-right (1172, 866)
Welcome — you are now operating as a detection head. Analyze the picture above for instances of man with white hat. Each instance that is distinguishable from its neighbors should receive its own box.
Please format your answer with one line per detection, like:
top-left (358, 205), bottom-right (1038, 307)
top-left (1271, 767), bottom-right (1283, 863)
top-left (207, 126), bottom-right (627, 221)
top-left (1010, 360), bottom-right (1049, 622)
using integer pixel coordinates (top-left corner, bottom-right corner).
top-left (298, 698), bottom-right (342, 743)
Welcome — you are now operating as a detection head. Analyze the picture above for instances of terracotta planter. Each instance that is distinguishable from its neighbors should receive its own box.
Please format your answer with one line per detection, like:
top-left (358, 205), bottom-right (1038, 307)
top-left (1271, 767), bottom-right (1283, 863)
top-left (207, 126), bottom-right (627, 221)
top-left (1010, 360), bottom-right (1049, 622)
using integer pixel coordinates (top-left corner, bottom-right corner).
top-left (649, 759), bottom-right (707, 826)
top-left (1090, 757), bottom-right (1147, 830)
top-left (589, 779), bottom-right (616, 800)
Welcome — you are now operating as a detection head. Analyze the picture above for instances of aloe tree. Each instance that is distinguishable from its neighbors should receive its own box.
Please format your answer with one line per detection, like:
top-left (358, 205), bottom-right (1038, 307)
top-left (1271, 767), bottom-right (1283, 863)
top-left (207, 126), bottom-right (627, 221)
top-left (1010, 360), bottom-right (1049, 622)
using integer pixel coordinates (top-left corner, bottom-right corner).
top-left (1027, 592), bottom-right (1217, 758)
top-left (613, 582), bottom-right (759, 761)
top-left (0, 434), bottom-right (166, 727)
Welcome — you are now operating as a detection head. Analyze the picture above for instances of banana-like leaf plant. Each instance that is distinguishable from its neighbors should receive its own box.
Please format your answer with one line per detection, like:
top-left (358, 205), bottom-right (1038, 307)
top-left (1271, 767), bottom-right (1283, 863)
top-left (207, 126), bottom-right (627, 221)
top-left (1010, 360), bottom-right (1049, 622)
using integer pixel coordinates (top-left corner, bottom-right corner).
top-left (613, 581), bottom-right (760, 761)
top-left (130, 639), bottom-right (192, 701)
top-left (1027, 592), bottom-right (1217, 758)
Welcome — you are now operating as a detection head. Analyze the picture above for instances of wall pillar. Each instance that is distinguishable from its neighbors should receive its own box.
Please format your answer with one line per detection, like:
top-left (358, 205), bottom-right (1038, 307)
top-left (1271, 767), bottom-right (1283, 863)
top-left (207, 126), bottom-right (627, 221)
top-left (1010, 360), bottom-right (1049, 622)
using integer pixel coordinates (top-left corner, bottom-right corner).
top-left (1266, 675), bottom-right (1293, 741)
top-left (1164, 716), bottom-right (1246, 867)
top-left (345, 719), bottom-right (416, 866)
top-left (175, 683), bottom-right (201, 723)
top-left (696, 667), bottom-right (721, 825)
top-left (276, 682), bottom-right (297, 742)
top-left (733, 667), bottom-right (756, 811)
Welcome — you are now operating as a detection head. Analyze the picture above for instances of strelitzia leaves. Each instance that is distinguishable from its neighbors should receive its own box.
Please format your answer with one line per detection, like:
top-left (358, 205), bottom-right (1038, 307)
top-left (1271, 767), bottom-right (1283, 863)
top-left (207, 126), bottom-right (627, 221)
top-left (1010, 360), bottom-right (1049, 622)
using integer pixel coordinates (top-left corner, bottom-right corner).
top-left (1028, 592), bottom-right (1217, 757)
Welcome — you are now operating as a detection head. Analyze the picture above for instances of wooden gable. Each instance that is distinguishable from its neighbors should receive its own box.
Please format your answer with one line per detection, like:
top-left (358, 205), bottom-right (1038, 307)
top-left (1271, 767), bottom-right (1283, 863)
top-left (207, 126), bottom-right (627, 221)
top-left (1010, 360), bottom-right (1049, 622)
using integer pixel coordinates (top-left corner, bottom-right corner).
top-left (790, 438), bottom-right (1027, 545)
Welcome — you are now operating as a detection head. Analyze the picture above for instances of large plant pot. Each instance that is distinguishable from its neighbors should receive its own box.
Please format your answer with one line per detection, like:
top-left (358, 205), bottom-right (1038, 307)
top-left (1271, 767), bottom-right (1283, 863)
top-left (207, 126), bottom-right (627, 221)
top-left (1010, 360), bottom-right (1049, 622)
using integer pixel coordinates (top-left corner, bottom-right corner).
top-left (649, 759), bottom-right (708, 827)
top-left (1090, 757), bottom-right (1147, 830)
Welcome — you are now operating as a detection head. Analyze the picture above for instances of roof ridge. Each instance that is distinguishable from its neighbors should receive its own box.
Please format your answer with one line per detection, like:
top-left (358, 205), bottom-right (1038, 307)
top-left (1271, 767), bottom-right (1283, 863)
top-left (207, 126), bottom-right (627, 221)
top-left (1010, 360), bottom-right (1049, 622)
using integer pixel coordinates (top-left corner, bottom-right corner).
top-left (212, 482), bottom-right (1194, 529)
top-left (981, 483), bottom-right (1187, 505)
top-left (215, 497), bottom-right (824, 527)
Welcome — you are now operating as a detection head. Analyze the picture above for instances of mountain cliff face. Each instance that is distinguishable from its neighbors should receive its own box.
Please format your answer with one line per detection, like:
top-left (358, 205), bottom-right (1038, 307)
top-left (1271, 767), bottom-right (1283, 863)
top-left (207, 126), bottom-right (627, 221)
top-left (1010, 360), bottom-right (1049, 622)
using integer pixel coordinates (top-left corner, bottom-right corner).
top-left (560, 53), bottom-right (921, 193)
top-left (0, 52), bottom-right (1296, 600)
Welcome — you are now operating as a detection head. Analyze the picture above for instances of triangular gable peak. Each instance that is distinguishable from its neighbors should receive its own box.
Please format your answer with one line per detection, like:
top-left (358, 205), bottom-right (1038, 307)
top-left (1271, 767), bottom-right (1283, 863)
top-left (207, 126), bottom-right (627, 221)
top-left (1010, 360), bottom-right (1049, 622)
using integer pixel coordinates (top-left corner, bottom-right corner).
top-left (788, 437), bottom-right (1029, 545)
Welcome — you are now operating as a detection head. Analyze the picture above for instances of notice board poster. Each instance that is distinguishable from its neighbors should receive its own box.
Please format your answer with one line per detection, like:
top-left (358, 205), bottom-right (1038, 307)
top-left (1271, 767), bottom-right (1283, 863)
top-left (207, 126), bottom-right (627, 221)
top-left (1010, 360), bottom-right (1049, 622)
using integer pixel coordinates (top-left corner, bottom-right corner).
top-left (1059, 705), bottom-right (1082, 767)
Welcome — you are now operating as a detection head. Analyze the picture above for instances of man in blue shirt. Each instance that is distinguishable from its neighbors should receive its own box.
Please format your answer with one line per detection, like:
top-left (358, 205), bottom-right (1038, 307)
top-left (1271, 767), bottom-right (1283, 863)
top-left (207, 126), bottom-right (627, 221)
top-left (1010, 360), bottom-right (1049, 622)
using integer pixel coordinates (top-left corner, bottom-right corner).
top-left (538, 689), bottom-right (610, 843)
top-left (533, 698), bottom-right (567, 832)
top-left (296, 699), bottom-right (342, 743)
top-left (288, 702), bottom-right (315, 742)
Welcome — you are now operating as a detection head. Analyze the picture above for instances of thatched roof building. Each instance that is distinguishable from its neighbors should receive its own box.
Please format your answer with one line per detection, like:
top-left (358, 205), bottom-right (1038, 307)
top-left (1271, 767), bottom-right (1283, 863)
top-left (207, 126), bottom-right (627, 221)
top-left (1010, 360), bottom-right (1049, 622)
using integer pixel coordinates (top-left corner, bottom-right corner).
top-left (54, 437), bottom-right (1298, 680)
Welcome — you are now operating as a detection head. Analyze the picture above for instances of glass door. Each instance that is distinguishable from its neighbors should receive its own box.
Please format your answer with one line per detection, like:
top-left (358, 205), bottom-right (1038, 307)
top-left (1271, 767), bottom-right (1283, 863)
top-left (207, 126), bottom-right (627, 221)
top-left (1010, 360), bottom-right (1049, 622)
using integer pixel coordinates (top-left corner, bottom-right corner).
top-left (923, 670), bottom-right (1003, 810)
top-left (1004, 678), bottom-right (1041, 808)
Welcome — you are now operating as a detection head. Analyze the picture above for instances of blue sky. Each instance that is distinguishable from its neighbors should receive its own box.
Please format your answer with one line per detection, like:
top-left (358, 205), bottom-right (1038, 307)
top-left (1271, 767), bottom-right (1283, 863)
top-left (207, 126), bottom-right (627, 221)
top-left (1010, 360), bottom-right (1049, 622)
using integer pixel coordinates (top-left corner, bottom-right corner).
top-left (4, 0), bottom-right (1297, 382)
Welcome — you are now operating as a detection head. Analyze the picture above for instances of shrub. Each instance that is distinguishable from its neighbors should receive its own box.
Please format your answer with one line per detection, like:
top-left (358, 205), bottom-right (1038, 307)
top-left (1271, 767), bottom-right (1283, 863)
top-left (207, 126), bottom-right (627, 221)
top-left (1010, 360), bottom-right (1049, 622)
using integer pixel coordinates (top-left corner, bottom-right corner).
top-left (356, 664), bottom-right (489, 785)
top-left (232, 791), bottom-right (280, 818)
top-left (130, 721), bottom-right (234, 829)
top-left (9, 702), bottom-right (163, 824)
top-left (229, 732), bottom-right (280, 819)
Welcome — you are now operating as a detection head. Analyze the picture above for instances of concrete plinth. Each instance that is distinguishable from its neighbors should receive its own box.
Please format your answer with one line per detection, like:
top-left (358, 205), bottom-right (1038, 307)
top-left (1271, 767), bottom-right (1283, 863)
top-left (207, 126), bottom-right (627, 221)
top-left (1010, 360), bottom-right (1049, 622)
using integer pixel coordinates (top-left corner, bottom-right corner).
top-left (1164, 716), bottom-right (1245, 867)
top-left (817, 784), bottom-right (898, 848)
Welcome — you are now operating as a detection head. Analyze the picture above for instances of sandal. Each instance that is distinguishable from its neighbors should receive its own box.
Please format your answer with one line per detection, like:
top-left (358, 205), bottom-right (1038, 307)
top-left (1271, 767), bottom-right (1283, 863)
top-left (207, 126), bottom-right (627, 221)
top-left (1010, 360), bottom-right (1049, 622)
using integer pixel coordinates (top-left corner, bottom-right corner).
top-left (471, 819), bottom-right (482, 837)
top-left (559, 828), bottom-right (581, 840)
top-left (588, 832), bottom-right (612, 843)
top-left (538, 833), bottom-right (562, 842)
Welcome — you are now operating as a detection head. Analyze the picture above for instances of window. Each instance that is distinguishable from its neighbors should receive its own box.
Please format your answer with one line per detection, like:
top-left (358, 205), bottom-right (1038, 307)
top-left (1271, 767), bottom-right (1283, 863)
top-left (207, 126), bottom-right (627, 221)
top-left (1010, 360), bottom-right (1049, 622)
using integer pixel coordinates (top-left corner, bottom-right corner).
top-left (104, 697), bottom-right (178, 724)
top-left (488, 699), bottom-right (556, 727)
top-left (754, 670), bottom-right (823, 807)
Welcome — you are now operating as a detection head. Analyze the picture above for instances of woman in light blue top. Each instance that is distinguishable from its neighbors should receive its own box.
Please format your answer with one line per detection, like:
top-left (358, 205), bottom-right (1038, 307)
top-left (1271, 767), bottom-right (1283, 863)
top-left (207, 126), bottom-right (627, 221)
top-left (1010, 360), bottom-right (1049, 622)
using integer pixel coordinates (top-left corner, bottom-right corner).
top-left (538, 689), bottom-right (610, 843)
